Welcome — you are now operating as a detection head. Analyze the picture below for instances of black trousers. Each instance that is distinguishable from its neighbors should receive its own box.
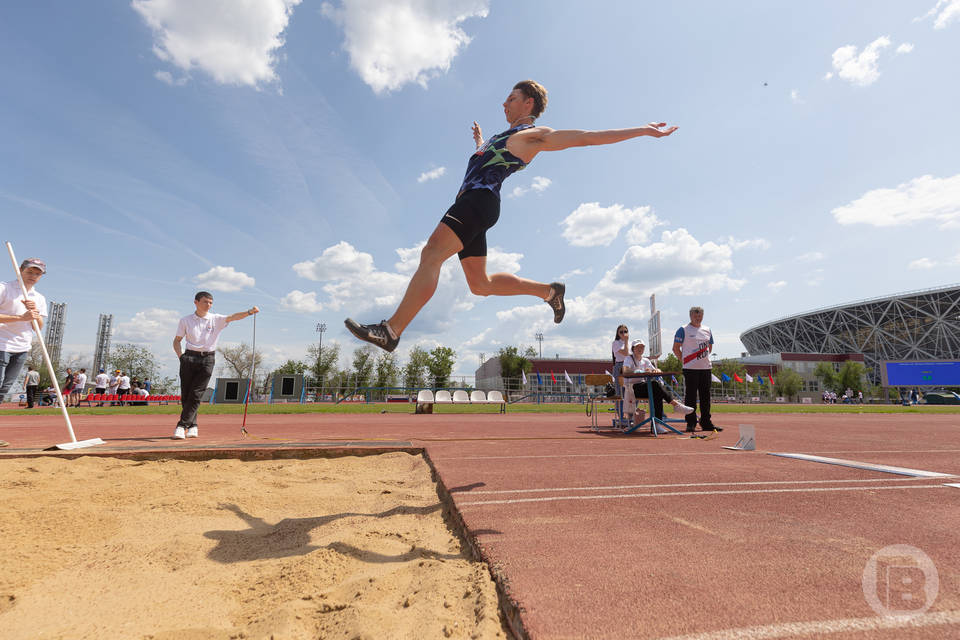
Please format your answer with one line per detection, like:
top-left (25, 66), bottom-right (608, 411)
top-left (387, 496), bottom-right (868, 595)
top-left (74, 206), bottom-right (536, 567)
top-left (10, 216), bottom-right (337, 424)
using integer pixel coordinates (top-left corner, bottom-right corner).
top-left (178, 351), bottom-right (215, 428)
top-left (632, 379), bottom-right (674, 419)
top-left (26, 385), bottom-right (38, 408)
top-left (682, 368), bottom-right (712, 429)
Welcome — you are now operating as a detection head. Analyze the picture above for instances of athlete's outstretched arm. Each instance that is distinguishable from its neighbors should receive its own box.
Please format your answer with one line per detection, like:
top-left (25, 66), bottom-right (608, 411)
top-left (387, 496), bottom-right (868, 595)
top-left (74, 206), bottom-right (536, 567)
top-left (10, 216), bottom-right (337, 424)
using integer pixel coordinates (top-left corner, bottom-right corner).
top-left (509, 122), bottom-right (677, 161)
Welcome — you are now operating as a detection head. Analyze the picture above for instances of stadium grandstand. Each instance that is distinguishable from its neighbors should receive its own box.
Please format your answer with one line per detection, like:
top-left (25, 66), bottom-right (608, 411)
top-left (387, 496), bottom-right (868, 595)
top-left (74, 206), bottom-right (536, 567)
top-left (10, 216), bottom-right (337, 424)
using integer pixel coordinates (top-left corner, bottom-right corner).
top-left (740, 284), bottom-right (960, 385)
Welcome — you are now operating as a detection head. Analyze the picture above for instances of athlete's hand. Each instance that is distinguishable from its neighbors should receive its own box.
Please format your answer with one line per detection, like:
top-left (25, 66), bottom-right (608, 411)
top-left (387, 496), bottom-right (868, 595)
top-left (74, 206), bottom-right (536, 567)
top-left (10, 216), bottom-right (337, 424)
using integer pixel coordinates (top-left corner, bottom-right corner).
top-left (646, 122), bottom-right (678, 138)
top-left (472, 121), bottom-right (483, 148)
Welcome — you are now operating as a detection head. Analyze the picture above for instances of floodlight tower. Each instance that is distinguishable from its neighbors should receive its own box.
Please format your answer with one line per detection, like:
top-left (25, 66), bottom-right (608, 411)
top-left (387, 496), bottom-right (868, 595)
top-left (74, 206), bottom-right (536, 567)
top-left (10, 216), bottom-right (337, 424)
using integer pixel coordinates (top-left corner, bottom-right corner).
top-left (44, 302), bottom-right (67, 366)
top-left (535, 330), bottom-right (544, 359)
top-left (92, 314), bottom-right (113, 375)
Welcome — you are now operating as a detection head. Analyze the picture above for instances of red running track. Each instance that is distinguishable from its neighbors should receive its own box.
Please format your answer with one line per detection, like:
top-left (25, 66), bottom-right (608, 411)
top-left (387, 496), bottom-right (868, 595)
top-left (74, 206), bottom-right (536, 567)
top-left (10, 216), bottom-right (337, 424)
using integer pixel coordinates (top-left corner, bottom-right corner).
top-left (1, 408), bottom-right (959, 639)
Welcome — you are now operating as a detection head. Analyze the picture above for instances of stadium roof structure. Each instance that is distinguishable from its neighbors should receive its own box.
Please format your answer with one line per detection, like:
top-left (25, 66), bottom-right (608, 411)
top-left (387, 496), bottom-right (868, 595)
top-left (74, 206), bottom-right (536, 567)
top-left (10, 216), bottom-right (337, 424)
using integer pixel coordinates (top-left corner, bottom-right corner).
top-left (740, 284), bottom-right (960, 383)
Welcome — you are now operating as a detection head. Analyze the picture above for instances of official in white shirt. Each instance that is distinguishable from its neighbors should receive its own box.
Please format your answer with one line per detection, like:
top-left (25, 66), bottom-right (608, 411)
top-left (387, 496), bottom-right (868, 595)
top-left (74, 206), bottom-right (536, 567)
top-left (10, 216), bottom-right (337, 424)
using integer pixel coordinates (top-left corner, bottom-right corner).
top-left (0, 257), bottom-right (47, 404)
top-left (172, 291), bottom-right (259, 440)
top-left (672, 306), bottom-right (721, 433)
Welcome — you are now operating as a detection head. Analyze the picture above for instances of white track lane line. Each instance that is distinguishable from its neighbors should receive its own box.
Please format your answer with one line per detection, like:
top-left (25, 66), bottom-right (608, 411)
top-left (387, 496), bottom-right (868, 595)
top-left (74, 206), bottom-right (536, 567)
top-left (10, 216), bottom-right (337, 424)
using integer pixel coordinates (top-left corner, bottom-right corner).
top-left (463, 477), bottom-right (934, 496)
top-left (434, 448), bottom-right (960, 462)
top-left (654, 610), bottom-right (960, 640)
top-left (457, 483), bottom-right (948, 507)
top-left (768, 453), bottom-right (955, 478)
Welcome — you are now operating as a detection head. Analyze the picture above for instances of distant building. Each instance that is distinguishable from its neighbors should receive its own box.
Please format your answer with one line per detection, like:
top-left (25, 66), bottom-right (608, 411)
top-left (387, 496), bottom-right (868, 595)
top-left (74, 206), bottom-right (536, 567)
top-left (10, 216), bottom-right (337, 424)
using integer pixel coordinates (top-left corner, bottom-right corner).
top-left (476, 356), bottom-right (612, 392)
top-left (740, 352), bottom-right (865, 400)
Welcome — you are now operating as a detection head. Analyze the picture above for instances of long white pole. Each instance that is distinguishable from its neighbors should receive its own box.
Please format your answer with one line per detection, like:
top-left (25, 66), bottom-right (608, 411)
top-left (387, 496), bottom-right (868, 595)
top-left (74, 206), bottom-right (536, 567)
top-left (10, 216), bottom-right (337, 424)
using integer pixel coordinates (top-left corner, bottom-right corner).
top-left (5, 242), bottom-right (77, 442)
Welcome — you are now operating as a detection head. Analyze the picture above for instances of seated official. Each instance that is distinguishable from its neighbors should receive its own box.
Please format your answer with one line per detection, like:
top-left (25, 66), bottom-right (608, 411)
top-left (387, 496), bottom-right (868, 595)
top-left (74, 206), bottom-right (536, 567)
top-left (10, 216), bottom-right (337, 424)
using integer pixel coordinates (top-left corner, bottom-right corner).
top-left (623, 339), bottom-right (693, 423)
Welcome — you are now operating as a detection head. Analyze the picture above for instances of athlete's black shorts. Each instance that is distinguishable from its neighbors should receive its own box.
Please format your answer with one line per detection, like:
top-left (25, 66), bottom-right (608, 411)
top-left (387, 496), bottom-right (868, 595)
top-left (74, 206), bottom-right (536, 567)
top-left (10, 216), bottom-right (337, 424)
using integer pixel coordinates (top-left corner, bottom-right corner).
top-left (439, 188), bottom-right (500, 260)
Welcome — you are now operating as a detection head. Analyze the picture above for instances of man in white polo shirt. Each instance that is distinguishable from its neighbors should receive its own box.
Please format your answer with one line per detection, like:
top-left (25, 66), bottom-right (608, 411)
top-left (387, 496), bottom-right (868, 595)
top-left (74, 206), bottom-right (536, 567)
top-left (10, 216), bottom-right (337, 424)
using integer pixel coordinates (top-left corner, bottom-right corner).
top-left (0, 258), bottom-right (48, 405)
top-left (673, 305), bottom-right (722, 434)
top-left (172, 291), bottom-right (259, 440)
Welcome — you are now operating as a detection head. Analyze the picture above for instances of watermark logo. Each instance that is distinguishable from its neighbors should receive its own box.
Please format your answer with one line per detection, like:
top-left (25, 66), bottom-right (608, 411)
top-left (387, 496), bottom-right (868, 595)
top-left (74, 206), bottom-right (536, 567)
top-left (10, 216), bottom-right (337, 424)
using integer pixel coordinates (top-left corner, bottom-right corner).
top-left (862, 544), bottom-right (938, 616)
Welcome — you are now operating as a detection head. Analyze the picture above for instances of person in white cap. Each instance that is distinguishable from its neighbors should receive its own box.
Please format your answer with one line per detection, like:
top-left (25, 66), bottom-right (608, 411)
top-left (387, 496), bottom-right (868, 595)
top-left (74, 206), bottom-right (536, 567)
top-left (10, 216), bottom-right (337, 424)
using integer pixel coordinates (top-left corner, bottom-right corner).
top-left (0, 258), bottom-right (47, 406)
top-left (624, 338), bottom-right (693, 428)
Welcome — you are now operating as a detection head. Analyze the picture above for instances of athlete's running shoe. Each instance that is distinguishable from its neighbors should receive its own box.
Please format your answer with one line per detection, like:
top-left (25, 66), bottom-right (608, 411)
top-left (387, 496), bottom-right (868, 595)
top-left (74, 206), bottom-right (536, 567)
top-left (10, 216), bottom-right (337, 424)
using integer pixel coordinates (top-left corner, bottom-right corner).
top-left (546, 282), bottom-right (565, 323)
top-left (344, 318), bottom-right (399, 353)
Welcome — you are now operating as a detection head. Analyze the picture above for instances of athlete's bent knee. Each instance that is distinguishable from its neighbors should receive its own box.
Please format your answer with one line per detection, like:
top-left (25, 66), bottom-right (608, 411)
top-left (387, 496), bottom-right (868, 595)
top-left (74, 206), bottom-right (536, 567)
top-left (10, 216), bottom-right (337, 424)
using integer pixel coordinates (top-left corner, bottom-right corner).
top-left (466, 275), bottom-right (492, 296)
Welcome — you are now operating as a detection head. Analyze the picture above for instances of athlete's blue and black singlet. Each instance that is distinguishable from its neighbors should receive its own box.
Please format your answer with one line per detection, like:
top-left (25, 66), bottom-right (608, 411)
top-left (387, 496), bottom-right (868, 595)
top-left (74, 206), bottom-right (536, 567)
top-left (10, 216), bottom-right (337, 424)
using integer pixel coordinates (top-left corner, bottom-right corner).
top-left (442, 123), bottom-right (535, 260)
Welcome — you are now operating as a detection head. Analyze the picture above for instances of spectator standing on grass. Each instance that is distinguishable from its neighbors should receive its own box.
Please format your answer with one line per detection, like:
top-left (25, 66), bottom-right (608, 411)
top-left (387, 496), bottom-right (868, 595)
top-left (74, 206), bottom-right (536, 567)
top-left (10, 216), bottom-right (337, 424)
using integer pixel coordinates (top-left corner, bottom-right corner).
top-left (62, 367), bottom-right (74, 399)
top-left (107, 370), bottom-right (120, 405)
top-left (117, 370), bottom-right (131, 406)
top-left (71, 368), bottom-right (87, 407)
top-left (673, 306), bottom-right (722, 433)
top-left (172, 291), bottom-right (258, 440)
top-left (25, 365), bottom-right (40, 409)
top-left (94, 368), bottom-right (109, 406)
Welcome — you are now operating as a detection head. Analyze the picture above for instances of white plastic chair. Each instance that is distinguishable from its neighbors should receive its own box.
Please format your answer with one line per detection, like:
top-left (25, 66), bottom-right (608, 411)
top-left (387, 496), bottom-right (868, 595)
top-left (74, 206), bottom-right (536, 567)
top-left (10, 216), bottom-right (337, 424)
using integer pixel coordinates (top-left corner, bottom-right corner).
top-left (416, 389), bottom-right (434, 403)
top-left (470, 390), bottom-right (487, 403)
top-left (434, 390), bottom-right (453, 403)
top-left (486, 390), bottom-right (506, 413)
top-left (452, 390), bottom-right (470, 403)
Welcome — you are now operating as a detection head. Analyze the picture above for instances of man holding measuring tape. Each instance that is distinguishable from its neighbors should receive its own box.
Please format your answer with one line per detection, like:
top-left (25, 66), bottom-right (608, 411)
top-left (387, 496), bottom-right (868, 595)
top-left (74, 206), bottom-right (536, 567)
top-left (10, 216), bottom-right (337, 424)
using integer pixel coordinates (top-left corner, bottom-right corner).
top-left (673, 306), bottom-right (722, 433)
top-left (172, 291), bottom-right (258, 440)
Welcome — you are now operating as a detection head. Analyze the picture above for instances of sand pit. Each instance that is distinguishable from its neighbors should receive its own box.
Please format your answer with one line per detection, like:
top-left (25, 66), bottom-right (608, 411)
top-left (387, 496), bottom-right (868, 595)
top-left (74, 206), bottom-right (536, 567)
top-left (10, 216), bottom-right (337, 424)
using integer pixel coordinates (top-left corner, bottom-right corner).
top-left (0, 452), bottom-right (508, 639)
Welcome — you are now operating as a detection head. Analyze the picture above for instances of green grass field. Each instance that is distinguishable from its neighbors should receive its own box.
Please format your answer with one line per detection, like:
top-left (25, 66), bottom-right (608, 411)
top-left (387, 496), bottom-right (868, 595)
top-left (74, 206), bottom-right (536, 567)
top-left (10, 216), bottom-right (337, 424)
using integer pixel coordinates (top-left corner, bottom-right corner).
top-left (4, 401), bottom-right (959, 417)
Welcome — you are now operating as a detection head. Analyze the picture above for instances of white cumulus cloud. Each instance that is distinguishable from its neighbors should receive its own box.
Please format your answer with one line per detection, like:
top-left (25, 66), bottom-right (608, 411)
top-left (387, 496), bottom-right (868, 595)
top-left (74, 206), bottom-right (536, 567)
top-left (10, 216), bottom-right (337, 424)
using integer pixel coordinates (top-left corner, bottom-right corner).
top-left (193, 266), bottom-right (256, 291)
top-left (114, 308), bottom-right (181, 343)
top-left (916, 0), bottom-right (960, 29)
top-left (896, 43), bottom-right (915, 54)
top-left (767, 280), bottom-right (788, 293)
top-left (829, 36), bottom-right (891, 86)
top-left (832, 173), bottom-right (960, 228)
top-left (320, 0), bottom-right (489, 94)
top-left (417, 166), bottom-right (446, 183)
top-left (508, 176), bottom-right (552, 198)
top-left (908, 258), bottom-right (936, 270)
top-left (280, 290), bottom-right (324, 313)
top-left (560, 202), bottom-right (661, 247)
top-left (132, 0), bottom-right (301, 87)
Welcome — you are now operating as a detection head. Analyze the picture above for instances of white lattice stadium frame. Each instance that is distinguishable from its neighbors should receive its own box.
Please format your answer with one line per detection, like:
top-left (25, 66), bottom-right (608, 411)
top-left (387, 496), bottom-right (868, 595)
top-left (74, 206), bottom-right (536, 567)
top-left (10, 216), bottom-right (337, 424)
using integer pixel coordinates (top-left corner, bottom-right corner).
top-left (740, 284), bottom-right (960, 384)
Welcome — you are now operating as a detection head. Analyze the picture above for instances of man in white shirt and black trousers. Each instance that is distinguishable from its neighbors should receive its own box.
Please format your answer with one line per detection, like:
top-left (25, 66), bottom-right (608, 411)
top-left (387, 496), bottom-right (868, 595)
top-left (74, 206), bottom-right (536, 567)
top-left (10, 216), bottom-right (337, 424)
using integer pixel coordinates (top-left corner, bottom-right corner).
top-left (673, 306), bottom-right (722, 434)
top-left (172, 291), bottom-right (259, 440)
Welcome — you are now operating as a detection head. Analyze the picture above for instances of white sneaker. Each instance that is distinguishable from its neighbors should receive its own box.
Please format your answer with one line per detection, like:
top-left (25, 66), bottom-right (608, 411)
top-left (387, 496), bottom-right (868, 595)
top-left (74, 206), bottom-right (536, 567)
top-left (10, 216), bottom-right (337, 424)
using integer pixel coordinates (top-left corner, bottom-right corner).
top-left (173, 427), bottom-right (186, 439)
top-left (673, 402), bottom-right (695, 415)
top-left (186, 426), bottom-right (199, 438)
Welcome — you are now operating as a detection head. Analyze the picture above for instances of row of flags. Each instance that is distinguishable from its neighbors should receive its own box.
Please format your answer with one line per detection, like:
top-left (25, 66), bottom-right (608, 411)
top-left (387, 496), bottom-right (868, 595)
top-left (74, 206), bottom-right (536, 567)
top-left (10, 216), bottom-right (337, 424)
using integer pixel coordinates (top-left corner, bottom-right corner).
top-left (517, 370), bottom-right (775, 386)
top-left (712, 372), bottom-right (775, 386)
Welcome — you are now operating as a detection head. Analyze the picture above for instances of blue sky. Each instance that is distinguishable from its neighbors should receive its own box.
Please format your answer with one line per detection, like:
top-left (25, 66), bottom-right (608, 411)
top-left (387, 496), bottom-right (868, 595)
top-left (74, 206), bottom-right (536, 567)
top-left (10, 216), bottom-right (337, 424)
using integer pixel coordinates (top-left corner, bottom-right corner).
top-left (2, 0), bottom-right (959, 379)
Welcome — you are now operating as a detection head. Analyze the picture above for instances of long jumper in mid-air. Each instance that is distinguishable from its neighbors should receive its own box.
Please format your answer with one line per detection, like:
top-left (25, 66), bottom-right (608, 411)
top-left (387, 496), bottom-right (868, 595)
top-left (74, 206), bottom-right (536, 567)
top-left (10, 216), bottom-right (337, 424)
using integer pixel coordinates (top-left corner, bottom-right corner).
top-left (346, 80), bottom-right (677, 352)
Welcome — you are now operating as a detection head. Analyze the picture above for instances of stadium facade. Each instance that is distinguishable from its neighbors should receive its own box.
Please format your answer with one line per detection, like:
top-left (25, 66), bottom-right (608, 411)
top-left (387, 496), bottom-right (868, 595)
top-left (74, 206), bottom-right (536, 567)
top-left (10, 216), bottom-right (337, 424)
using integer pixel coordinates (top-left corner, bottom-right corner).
top-left (740, 284), bottom-right (960, 385)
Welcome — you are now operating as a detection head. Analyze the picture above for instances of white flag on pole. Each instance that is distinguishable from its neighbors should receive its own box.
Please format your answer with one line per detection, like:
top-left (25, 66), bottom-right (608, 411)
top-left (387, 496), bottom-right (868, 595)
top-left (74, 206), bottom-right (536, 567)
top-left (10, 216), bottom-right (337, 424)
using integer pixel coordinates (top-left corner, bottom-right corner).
top-left (711, 373), bottom-right (721, 383)
top-left (745, 373), bottom-right (754, 382)
top-left (564, 371), bottom-right (573, 384)
top-left (522, 370), bottom-right (527, 385)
